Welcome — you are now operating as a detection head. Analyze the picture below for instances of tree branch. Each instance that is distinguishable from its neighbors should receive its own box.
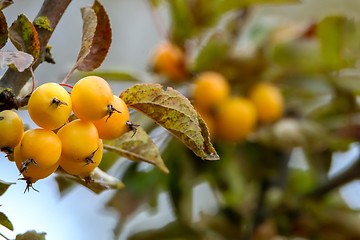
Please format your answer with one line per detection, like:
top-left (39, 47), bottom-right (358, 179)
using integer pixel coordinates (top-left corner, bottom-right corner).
top-left (0, 232), bottom-right (10, 240)
top-left (306, 155), bottom-right (360, 199)
top-left (0, 0), bottom-right (72, 95)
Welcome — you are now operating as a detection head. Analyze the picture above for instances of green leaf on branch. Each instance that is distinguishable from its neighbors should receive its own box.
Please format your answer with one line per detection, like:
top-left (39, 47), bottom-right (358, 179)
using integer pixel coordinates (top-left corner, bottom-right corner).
top-left (120, 84), bottom-right (219, 160)
top-left (0, 180), bottom-right (14, 196)
top-left (0, 0), bottom-right (13, 10)
top-left (104, 126), bottom-right (169, 174)
top-left (16, 230), bottom-right (46, 240)
top-left (0, 10), bottom-right (7, 49)
top-left (8, 14), bottom-right (40, 60)
top-left (75, 0), bottom-right (111, 72)
top-left (0, 212), bottom-right (13, 231)
top-left (0, 50), bottom-right (34, 72)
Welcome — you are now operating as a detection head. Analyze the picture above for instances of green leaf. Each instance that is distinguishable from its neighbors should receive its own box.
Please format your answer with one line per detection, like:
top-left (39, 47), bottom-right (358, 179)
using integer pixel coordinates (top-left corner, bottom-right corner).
top-left (0, 0), bottom-right (13, 10)
top-left (0, 212), bottom-right (13, 231)
top-left (75, 0), bottom-right (112, 72)
top-left (287, 168), bottom-right (316, 195)
top-left (317, 16), bottom-right (344, 70)
top-left (215, 0), bottom-right (299, 13)
top-left (98, 150), bottom-right (119, 172)
top-left (0, 50), bottom-right (34, 72)
top-left (120, 84), bottom-right (219, 160)
top-left (0, 180), bottom-right (14, 196)
top-left (16, 230), bottom-right (46, 240)
top-left (0, 10), bottom-right (7, 49)
top-left (54, 176), bottom-right (75, 196)
top-left (8, 14), bottom-right (39, 60)
top-left (191, 33), bottom-right (230, 72)
top-left (270, 39), bottom-right (323, 73)
top-left (104, 126), bottom-right (169, 174)
top-left (317, 16), bottom-right (360, 70)
top-left (168, 0), bottom-right (193, 45)
top-left (70, 69), bottom-right (142, 83)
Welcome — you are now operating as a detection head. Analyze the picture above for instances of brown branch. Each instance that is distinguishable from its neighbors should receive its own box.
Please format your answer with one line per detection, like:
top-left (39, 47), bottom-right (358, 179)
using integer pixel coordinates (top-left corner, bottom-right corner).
top-left (306, 155), bottom-right (360, 199)
top-left (0, 0), bottom-right (72, 95)
top-left (0, 232), bottom-right (10, 240)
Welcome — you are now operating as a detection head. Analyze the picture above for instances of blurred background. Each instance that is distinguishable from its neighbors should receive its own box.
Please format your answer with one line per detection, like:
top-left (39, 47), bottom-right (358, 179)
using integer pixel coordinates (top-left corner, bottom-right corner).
top-left (2, 0), bottom-right (360, 239)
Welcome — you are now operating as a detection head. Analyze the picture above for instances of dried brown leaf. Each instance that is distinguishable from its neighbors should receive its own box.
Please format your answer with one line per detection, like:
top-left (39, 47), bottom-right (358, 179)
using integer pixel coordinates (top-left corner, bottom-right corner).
top-left (0, 50), bottom-right (34, 72)
top-left (0, 0), bottom-right (13, 10)
top-left (76, 0), bottom-right (111, 71)
top-left (0, 10), bottom-right (7, 49)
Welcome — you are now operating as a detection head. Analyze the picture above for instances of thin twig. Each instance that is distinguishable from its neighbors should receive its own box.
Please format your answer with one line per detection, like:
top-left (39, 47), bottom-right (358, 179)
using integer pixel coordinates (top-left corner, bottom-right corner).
top-left (145, 0), bottom-right (168, 40)
top-left (0, 232), bottom-right (10, 240)
top-left (29, 65), bottom-right (35, 93)
top-left (306, 155), bottom-right (360, 199)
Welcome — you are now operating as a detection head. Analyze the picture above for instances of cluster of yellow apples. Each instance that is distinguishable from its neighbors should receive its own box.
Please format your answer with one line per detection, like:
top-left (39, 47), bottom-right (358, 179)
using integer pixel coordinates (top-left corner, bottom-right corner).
top-left (0, 76), bottom-right (131, 192)
top-left (191, 71), bottom-right (284, 142)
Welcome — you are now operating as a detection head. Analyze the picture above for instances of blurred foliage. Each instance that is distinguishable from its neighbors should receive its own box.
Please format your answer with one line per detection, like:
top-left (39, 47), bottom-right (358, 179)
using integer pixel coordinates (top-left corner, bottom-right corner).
top-left (106, 0), bottom-right (360, 239)
top-left (15, 230), bottom-right (46, 240)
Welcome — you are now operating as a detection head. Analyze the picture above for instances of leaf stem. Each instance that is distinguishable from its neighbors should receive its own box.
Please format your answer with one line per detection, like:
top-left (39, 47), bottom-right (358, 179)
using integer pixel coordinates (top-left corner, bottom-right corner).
top-left (145, 0), bottom-right (168, 40)
top-left (29, 65), bottom-right (35, 93)
top-left (59, 83), bottom-right (73, 89)
top-left (61, 65), bottom-right (76, 84)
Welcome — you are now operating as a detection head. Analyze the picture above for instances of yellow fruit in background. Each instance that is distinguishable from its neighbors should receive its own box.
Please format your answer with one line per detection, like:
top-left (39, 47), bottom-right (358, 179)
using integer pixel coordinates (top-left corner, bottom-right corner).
top-left (249, 82), bottom-right (284, 124)
top-left (57, 119), bottom-right (99, 162)
top-left (60, 139), bottom-right (103, 178)
top-left (215, 97), bottom-right (257, 142)
top-left (151, 41), bottom-right (187, 80)
top-left (93, 96), bottom-right (130, 140)
top-left (28, 83), bottom-right (72, 130)
top-left (192, 71), bottom-right (230, 111)
top-left (0, 110), bottom-right (23, 150)
top-left (71, 76), bottom-right (114, 121)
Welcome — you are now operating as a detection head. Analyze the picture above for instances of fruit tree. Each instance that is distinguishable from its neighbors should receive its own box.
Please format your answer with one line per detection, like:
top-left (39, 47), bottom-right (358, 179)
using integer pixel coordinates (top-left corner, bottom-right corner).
top-left (1, 0), bottom-right (360, 239)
